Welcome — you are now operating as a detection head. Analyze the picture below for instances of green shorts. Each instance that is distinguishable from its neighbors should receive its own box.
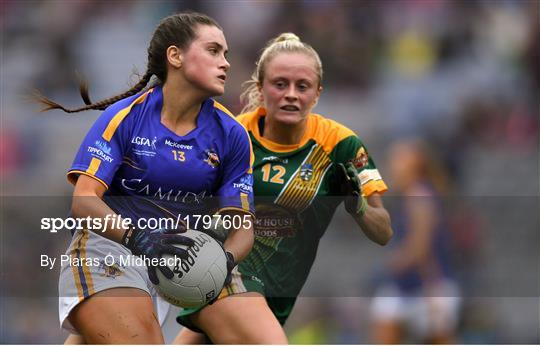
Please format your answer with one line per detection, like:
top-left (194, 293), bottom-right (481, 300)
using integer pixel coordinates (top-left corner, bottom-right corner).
top-left (176, 267), bottom-right (297, 331)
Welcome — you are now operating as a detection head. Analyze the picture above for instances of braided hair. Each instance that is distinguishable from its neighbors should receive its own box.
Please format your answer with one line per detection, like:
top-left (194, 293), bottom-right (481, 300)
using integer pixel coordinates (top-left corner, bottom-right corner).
top-left (35, 12), bottom-right (221, 113)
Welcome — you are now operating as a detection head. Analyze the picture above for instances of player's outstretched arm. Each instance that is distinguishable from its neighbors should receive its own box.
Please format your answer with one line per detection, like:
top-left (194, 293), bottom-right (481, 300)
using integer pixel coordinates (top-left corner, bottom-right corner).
top-left (352, 193), bottom-right (393, 245)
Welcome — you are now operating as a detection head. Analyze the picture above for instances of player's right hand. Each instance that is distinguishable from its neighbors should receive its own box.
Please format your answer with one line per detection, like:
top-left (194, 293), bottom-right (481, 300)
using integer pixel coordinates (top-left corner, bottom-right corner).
top-left (337, 162), bottom-right (368, 216)
top-left (122, 226), bottom-right (195, 285)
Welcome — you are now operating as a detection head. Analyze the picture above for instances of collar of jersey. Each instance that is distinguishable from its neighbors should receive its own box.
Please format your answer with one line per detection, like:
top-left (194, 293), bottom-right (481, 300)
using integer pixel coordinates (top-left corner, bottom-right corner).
top-left (248, 107), bottom-right (316, 153)
top-left (151, 85), bottom-right (214, 139)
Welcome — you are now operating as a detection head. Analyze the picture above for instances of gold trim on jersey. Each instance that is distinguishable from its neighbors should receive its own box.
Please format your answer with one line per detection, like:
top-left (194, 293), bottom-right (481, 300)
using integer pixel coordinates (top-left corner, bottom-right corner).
top-left (237, 107), bottom-right (356, 154)
top-left (363, 179), bottom-right (388, 196)
top-left (217, 207), bottom-right (255, 219)
top-left (86, 157), bottom-right (101, 176)
top-left (275, 144), bottom-right (332, 212)
top-left (67, 170), bottom-right (109, 190)
top-left (121, 159), bottom-right (145, 171)
top-left (214, 100), bottom-right (254, 174)
top-left (102, 88), bottom-right (154, 141)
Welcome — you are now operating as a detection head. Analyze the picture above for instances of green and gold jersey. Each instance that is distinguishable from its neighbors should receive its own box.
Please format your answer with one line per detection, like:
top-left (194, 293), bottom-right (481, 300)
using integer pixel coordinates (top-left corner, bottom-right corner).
top-left (236, 108), bottom-right (388, 298)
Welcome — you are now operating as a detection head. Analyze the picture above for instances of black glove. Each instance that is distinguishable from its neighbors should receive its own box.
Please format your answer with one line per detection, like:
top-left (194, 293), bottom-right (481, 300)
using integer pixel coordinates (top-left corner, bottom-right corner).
top-left (337, 162), bottom-right (368, 216)
top-left (224, 251), bottom-right (236, 286)
top-left (122, 226), bottom-right (195, 285)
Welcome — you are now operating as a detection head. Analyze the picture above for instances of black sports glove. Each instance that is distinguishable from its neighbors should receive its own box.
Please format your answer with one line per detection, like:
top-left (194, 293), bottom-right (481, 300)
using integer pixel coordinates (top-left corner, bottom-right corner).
top-left (337, 162), bottom-right (368, 216)
top-left (224, 251), bottom-right (236, 286)
top-left (122, 226), bottom-right (195, 285)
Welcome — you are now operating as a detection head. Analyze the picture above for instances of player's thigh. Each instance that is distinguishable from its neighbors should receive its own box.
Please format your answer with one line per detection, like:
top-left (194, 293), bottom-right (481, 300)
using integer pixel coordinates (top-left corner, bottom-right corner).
top-left (191, 292), bottom-right (288, 344)
top-left (68, 287), bottom-right (164, 344)
top-left (173, 328), bottom-right (207, 344)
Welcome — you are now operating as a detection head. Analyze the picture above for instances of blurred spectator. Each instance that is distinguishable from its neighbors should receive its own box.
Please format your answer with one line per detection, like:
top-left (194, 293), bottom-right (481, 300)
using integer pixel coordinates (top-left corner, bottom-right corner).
top-left (370, 138), bottom-right (461, 344)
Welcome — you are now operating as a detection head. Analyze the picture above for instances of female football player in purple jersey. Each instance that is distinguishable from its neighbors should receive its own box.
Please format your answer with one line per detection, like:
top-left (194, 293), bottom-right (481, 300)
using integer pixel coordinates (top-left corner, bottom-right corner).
top-left (36, 12), bottom-right (255, 344)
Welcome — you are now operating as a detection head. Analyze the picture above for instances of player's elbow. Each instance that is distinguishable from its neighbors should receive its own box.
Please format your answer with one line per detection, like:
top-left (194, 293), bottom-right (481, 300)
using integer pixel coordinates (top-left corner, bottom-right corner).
top-left (377, 227), bottom-right (393, 246)
top-left (371, 221), bottom-right (393, 246)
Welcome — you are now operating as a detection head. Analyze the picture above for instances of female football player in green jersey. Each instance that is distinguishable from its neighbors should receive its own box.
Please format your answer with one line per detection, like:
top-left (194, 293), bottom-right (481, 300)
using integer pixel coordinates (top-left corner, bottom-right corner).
top-left (174, 33), bottom-right (393, 344)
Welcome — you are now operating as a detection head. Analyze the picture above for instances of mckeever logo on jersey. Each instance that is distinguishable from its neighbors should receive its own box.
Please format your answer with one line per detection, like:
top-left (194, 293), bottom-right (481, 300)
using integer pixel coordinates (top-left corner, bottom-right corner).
top-left (68, 86), bottom-right (255, 220)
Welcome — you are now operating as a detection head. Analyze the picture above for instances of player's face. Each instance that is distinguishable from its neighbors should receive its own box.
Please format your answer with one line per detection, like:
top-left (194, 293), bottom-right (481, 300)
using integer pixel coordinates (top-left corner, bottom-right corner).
top-left (181, 25), bottom-right (230, 96)
top-left (260, 52), bottom-right (321, 125)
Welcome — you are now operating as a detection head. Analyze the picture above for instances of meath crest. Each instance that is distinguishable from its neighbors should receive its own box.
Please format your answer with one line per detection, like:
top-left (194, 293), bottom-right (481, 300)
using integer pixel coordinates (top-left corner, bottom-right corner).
top-left (299, 163), bottom-right (313, 181)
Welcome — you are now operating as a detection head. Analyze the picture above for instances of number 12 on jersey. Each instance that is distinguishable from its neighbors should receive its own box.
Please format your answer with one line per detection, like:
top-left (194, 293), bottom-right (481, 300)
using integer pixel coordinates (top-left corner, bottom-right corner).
top-left (261, 163), bottom-right (286, 184)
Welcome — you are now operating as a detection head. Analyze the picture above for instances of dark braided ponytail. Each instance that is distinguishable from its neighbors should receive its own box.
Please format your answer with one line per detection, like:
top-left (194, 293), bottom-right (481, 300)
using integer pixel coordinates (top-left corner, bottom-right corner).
top-left (35, 11), bottom-right (221, 114)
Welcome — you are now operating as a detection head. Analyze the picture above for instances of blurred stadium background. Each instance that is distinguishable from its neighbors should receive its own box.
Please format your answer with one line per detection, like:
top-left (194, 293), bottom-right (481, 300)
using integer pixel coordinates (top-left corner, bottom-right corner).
top-left (1, 0), bottom-right (538, 343)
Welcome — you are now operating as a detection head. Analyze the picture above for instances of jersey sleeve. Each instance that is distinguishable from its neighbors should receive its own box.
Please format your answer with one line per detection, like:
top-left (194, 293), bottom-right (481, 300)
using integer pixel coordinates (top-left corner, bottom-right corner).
top-left (215, 125), bottom-right (255, 216)
top-left (331, 135), bottom-right (388, 197)
top-left (67, 107), bottom-right (130, 189)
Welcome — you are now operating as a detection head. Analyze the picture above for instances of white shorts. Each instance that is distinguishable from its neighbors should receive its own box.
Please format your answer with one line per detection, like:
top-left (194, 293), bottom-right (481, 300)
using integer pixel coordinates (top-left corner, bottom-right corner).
top-left (58, 229), bottom-right (171, 334)
top-left (370, 280), bottom-right (461, 337)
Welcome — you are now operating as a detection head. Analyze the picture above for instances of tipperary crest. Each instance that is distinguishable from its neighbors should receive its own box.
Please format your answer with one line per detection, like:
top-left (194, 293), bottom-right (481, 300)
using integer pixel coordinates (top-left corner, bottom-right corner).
top-left (299, 163), bottom-right (313, 181)
top-left (98, 260), bottom-right (123, 279)
top-left (352, 147), bottom-right (369, 169)
top-left (204, 149), bottom-right (220, 168)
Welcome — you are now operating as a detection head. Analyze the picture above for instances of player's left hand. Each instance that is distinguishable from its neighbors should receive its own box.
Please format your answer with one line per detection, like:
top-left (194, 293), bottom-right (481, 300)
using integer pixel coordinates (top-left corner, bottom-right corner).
top-left (337, 162), bottom-right (368, 216)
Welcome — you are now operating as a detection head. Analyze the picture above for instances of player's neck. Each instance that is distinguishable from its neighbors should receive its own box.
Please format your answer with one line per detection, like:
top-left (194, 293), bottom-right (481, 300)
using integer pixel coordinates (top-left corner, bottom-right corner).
top-left (262, 117), bottom-right (307, 145)
top-left (161, 82), bottom-right (204, 136)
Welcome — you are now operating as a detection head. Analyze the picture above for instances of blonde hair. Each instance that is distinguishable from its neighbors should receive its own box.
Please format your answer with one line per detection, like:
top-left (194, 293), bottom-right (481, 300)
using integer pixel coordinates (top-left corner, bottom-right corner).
top-left (240, 33), bottom-right (323, 114)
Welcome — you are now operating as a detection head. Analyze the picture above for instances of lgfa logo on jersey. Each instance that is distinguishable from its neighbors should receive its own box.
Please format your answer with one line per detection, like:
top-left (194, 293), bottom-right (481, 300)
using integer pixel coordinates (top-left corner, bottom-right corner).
top-left (204, 149), bottom-right (220, 168)
top-left (299, 163), bottom-right (313, 181)
top-left (131, 136), bottom-right (157, 150)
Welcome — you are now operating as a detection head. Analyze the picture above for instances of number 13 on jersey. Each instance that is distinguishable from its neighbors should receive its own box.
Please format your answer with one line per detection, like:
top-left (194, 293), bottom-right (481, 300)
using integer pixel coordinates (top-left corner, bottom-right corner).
top-left (171, 150), bottom-right (186, 162)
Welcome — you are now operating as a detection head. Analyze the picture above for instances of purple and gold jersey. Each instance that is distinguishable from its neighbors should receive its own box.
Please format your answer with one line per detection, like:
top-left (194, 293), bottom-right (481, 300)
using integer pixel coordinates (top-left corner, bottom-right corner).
top-left (67, 86), bottom-right (254, 222)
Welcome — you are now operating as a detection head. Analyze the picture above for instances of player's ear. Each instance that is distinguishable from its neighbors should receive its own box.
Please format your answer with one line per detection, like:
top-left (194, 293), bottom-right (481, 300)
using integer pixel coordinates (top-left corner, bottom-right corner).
top-left (166, 45), bottom-right (183, 69)
top-left (311, 85), bottom-right (322, 108)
